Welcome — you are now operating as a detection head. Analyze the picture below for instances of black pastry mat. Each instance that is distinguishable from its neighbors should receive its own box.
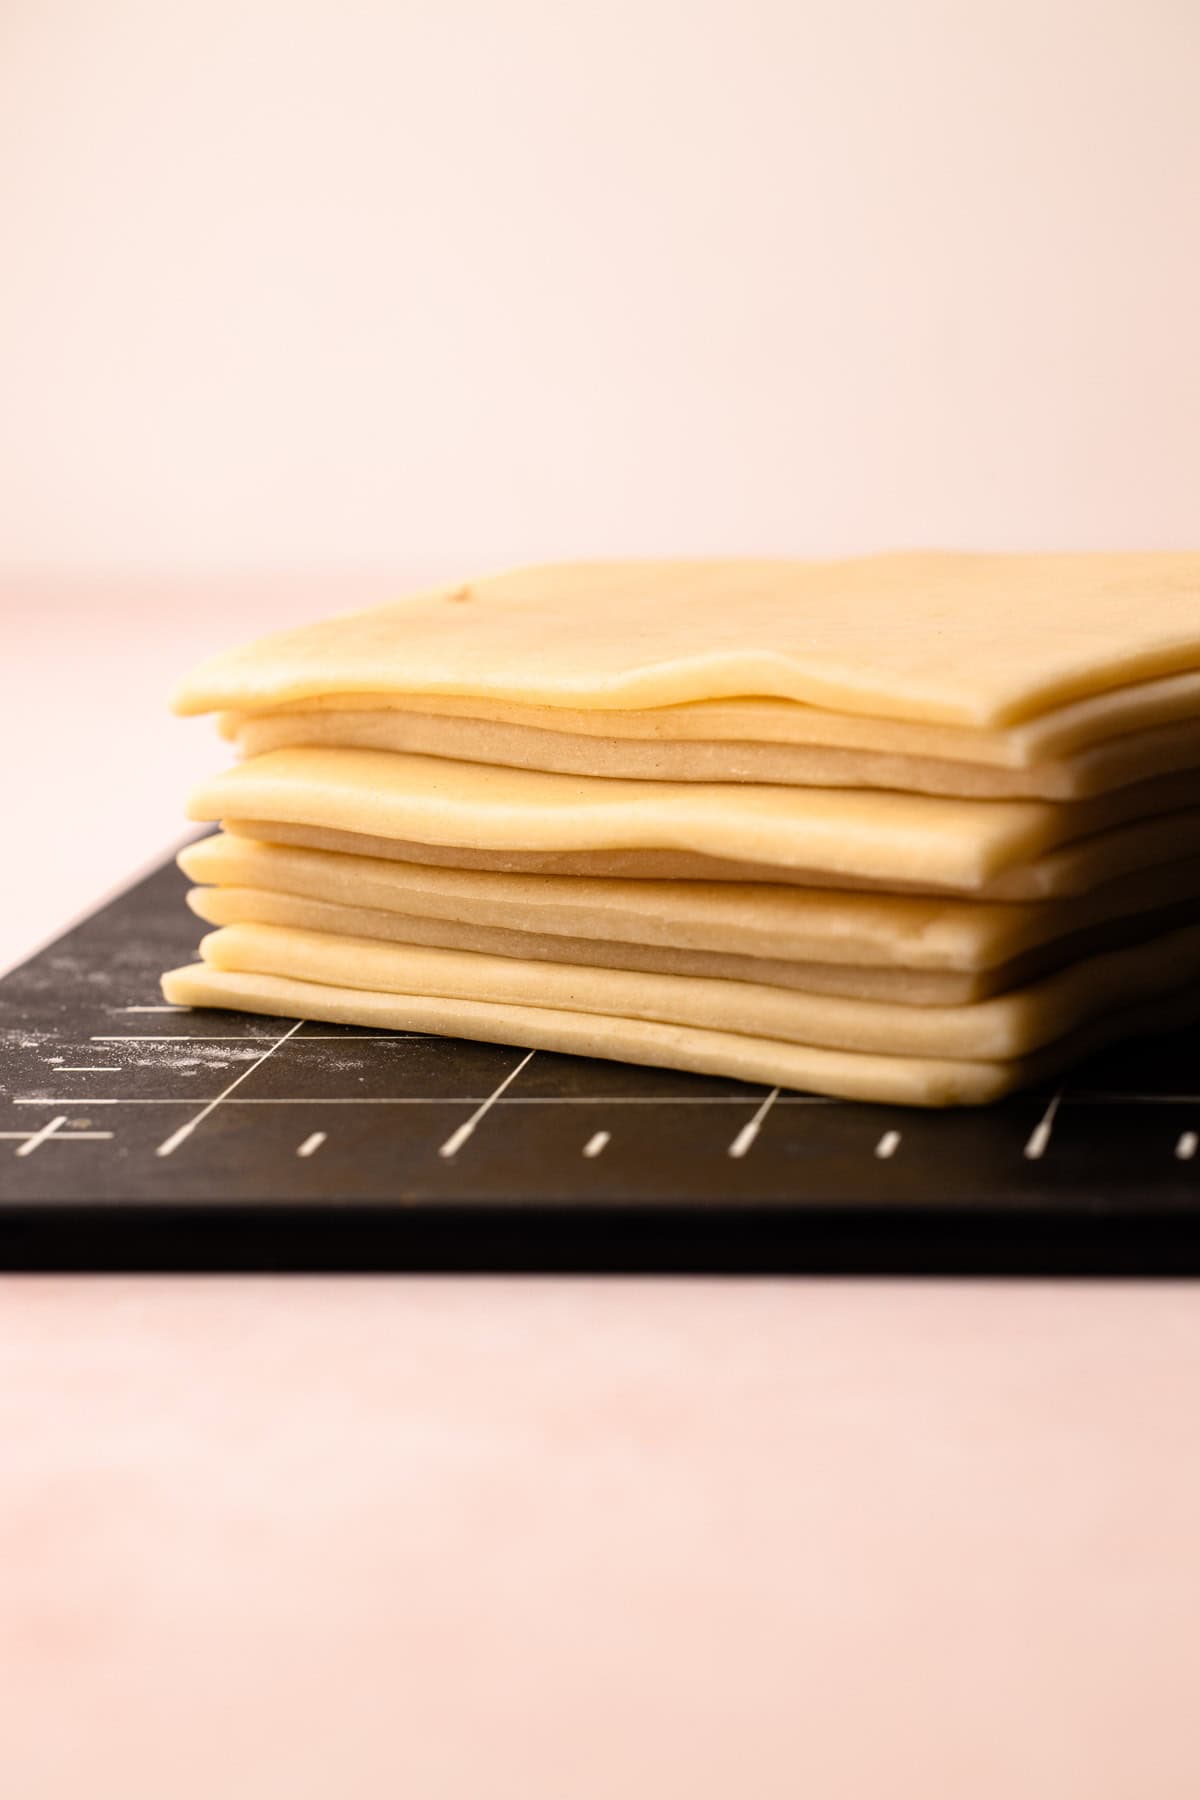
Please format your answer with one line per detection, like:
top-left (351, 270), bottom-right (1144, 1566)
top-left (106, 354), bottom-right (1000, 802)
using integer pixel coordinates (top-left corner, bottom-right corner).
top-left (2, 854), bottom-right (1198, 1272)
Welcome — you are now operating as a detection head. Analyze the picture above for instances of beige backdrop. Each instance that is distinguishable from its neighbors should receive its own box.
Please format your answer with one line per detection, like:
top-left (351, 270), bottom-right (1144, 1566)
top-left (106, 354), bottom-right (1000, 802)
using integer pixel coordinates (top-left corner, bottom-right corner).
top-left (2, 0), bottom-right (1197, 571)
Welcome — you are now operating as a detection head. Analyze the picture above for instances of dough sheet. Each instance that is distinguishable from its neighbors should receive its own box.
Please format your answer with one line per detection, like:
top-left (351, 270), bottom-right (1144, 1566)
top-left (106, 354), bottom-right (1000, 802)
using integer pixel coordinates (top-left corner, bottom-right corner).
top-left (177, 833), bottom-right (1200, 973)
top-left (227, 701), bottom-right (1200, 800)
top-left (185, 882), bottom-right (1200, 1007)
top-left (187, 748), bottom-right (1200, 895)
top-left (191, 919), bottom-right (1200, 1064)
top-left (171, 553), bottom-right (1200, 729)
top-left (222, 808), bottom-right (1200, 900)
top-left (160, 958), bottom-right (1200, 1108)
top-left (220, 664), bottom-right (1200, 768)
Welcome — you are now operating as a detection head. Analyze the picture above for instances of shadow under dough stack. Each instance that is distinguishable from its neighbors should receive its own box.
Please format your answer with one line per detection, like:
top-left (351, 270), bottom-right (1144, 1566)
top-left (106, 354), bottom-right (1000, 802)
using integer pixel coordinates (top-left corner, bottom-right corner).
top-left (164, 554), bottom-right (1200, 1105)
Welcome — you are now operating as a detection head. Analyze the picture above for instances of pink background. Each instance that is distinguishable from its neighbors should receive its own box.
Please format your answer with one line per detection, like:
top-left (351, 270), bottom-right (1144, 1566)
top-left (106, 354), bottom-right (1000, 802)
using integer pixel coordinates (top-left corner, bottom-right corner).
top-left (2, 0), bottom-right (1198, 571)
top-left (5, 1275), bottom-right (1200, 1799)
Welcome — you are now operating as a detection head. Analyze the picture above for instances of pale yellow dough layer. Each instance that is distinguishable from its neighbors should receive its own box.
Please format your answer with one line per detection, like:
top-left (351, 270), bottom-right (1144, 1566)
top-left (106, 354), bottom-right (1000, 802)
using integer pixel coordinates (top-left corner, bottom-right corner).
top-left (222, 664), bottom-right (1200, 768)
top-left (226, 809), bottom-right (1200, 900)
top-left (186, 883), bottom-right (1200, 1007)
top-left (192, 918), bottom-right (1200, 1063)
top-left (227, 701), bottom-right (1200, 800)
top-left (187, 748), bottom-right (1200, 896)
top-left (160, 960), bottom-right (1200, 1108)
top-left (178, 833), bottom-right (1200, 974)
top-left (172, 553), bottom-right (1200, 730)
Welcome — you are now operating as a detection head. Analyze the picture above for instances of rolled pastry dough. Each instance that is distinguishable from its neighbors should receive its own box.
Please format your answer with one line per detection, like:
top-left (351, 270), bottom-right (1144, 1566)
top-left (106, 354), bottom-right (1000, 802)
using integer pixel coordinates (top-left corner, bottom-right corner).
top-left (171, 553), bottom-right (1200, 729)
top-left (177, 834), bottom-right (1200, 973)
top-left (220, 663), bottom-right (1200, 768)
top-left (226, 703), bottom-right (1200, 801)
top-left (170, 555), bottom-right (1200, 1106)
top-left (160, 958), bottom-right (1200, 1108)
top-left (186, 882), bottom-right (1200, 1007)
top-left (224, 811), bottom-right (1200, 899)
top-left (192, 919), bottom-right (1200, 1063)
top-left (187, 748), bottom-right (1200, 895)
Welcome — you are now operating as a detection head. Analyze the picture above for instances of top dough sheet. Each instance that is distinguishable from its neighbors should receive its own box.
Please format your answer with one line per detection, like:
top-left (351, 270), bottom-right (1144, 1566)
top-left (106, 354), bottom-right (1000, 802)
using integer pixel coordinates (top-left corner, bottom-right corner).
top-left (172, 553), bottom-right (1200, 731)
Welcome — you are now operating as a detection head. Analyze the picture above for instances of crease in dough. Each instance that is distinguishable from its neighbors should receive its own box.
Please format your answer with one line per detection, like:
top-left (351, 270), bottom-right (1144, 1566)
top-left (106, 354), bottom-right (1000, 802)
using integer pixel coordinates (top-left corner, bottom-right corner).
top-left (172, 552), bottom-right (1200, 731)
top-left (186, 747), bottom-right (1200, 894)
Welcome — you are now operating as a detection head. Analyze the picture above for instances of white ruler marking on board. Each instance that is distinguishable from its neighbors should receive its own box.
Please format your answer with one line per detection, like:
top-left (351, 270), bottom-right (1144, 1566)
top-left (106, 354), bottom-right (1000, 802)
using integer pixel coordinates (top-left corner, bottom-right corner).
top-left (92, 1034), bottom-right (427, 1044)
top-left (3, 1124), bottom-right (113, 1152)
top-left (15, 1115), bottom-right (68, 1157)
top-left (68, 1081), bottom-right (832, 1099)
top-left (728, 1088), bottom-right (781, 1159)
top-left (1024, 1091), bottom-right (1063, 1161)
top-left (154, 1020), bottom-right (306, 1158)
top-left (438, 1050), bottom-right (537, 1159)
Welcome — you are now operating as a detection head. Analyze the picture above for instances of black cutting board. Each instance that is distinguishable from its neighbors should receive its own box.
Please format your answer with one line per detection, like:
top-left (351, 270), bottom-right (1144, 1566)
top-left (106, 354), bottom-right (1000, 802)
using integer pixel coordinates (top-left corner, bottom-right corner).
top-left (1, 853), bottom-right (1199, 1272)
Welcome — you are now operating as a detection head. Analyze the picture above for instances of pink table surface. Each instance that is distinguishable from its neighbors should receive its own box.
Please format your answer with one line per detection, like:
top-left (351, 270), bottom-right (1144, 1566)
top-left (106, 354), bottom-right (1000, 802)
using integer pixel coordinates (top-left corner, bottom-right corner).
top-left (3, 1278), bottom-right (1199, 1799)
top-left (2, 578), bottom-right (1199, 1797)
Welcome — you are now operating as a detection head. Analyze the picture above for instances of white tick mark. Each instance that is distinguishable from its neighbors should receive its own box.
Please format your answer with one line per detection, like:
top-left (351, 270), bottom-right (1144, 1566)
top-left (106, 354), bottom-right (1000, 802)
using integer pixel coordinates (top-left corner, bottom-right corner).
top-left (155, 1019), bottom-right (305, 1157)
top-left (582, 1131), bottom-right (610, 1158)
top-left (439, 1050), bottom-right (536, 1158)
top-left (297, 1132), bottom-right (326, 1158)
top-left (728, 1088), bottom-right (781, 1159)
top-left (1024, 1091), bottom-right (1063, 1161)
top-left (875, 1129), bottom-right (901, 1159)
top-left (15, 1115), bottom-right (68, 1157)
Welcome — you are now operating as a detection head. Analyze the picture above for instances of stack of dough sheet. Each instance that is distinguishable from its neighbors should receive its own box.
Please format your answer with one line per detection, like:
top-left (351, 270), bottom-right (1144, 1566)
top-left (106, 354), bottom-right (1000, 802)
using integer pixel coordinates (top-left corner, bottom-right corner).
top-left (164, 554), bottom-right (1200, 1106)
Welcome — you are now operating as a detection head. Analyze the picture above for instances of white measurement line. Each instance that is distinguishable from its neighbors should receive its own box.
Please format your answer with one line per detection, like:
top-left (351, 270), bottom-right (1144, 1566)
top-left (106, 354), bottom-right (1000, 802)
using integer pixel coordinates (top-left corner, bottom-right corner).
top-left (874, 1129), bottom-right (901, 1160)
top-left (2, 1128), bottom-right (112, 1147)
top-left (297, 1132), bottom-right (327, 1158)
top-left (15, 1115), bottom-right (68, 1158)
top-left (121, 1005), bottom-right (191, 1012)
top-left (1024, 1090), bottom-right (1063, 1161)
top-left (154, 1019), bottom-right (306, 1158)
top-left (57, 1067), bottom-right (121, 1074)
top-left (91, 1034), bottom-right (427, 1043)
top-left (16, 1093), bottom-right (833, 1107)
top-left (728, 1087), bottom-right (781, 1159)
top-left (1176, 1132), bottom-right (1198, 1162)
top-left (582, 1130), bottom-right (610, 1159)
top-left (93, 1035), bottom-right (283, 1044)
top-left (438, 1050), bottom-right (536, 1159)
